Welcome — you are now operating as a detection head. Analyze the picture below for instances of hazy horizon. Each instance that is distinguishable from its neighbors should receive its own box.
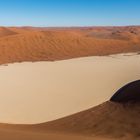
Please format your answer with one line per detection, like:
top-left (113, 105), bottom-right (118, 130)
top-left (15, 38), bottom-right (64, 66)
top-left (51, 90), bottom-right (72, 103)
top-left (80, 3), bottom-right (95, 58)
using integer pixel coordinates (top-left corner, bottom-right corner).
top-left (1, 25), bottom-right (140, 28)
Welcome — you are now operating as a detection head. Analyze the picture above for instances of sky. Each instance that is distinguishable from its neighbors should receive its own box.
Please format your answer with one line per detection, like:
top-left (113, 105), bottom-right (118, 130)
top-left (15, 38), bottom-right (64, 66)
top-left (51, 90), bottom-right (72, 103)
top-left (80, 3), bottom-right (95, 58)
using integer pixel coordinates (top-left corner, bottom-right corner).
top-left (0, 0), bottom-right (140, 27)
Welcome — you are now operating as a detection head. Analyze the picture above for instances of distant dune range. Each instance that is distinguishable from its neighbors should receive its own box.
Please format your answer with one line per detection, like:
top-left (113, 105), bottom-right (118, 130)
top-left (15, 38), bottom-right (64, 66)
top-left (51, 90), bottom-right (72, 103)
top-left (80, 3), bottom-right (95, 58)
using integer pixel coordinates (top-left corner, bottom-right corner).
top-left (0, 26), bottom-right (140, 64)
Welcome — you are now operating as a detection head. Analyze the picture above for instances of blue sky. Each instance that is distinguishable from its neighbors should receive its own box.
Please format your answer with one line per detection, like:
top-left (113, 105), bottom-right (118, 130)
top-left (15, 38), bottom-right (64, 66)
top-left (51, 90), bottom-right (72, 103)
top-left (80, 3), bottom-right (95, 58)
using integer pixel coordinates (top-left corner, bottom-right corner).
top-left (0, 0), bottom-right (140, 26)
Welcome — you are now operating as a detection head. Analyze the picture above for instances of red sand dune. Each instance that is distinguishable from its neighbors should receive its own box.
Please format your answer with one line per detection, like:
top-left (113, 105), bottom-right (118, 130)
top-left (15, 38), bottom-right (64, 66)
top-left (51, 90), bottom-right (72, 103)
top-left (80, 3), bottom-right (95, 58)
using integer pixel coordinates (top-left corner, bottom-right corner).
top-left (0, 26), bottom-right (140, 64)
top-left (36, 102), bottom-right (140, 139)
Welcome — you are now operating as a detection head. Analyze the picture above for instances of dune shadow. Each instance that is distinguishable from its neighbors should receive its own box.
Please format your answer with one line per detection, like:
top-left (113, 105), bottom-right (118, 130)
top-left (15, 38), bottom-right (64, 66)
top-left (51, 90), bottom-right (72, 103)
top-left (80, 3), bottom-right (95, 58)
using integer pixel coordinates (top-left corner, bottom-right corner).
top-left (110, 80), bottom-right (140, 102)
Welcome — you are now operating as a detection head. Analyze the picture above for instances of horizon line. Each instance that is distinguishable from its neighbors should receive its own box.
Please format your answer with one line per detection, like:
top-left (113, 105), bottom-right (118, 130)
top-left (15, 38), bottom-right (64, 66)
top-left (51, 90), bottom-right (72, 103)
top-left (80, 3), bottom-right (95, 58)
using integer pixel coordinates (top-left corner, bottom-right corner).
top-left (0, 25), bottom-right (140, 28)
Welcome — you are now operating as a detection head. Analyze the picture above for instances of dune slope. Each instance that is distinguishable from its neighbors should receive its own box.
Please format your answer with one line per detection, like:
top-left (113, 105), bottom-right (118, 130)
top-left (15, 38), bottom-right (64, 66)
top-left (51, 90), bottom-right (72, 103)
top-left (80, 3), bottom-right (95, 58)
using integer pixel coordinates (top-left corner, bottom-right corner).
top-left (0, 101), bottom-right (140, 140)
top-left (37, 101), bottom-right (140, 139)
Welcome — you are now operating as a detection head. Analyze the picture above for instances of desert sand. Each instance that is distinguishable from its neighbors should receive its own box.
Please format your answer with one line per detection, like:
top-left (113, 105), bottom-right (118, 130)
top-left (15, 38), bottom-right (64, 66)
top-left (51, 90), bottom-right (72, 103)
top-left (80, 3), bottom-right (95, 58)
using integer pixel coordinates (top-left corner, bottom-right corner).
top-left (0, 54), bottom-right (139, 139)
top-left (0, 26), bottom-right (140, 64)
top-left (0, 26), bottom-right (140, 140)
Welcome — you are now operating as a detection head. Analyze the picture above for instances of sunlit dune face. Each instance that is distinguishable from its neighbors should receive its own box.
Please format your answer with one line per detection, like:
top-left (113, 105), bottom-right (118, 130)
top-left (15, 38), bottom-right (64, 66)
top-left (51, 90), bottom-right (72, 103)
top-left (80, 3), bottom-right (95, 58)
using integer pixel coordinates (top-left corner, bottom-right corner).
top-left (0, 54), bottom-right (139, 124)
